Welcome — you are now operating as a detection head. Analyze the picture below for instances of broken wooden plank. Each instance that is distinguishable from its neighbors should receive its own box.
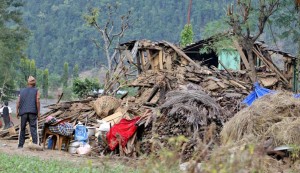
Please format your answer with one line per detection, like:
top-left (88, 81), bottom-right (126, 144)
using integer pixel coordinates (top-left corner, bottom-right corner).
top-left (146, 86), bottom-right (160, 102)
top-left (147, 50), bottom-right (154, 71)
top-left (165, 55), bottom-right (172, 70)
top-left (218, 60), bottom-right (235, 80)
top-left (233, 40), bottom-right (250, 70)
top-left (253, 48), bottom-right (289, 85)
top-left (159, 50), bottom-right (163, 70)
top-left (163, 41), bottom-right (202, 69)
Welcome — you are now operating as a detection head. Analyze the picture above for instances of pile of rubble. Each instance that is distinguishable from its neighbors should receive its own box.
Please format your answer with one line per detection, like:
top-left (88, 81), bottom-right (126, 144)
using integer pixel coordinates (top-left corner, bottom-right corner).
top-left (0, 99), bottom-right (97, 140)
top-left (128, 63), bottom-right (253, 160)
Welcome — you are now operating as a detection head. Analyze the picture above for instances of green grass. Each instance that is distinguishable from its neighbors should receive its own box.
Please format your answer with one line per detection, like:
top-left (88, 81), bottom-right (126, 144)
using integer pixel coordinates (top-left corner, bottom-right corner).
top-left (0, 153), bottom-right (138, 173)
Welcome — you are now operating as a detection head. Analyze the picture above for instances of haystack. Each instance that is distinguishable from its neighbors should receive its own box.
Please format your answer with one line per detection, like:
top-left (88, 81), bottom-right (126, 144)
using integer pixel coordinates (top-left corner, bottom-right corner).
top-left (221, 92), bottom-right (300, 146)
top-left (93, 96), bottom-right (121, 118)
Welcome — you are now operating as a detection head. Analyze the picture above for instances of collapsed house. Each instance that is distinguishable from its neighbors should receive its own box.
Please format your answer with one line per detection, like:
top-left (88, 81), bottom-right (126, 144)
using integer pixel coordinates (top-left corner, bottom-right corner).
top-left (118, 39), bottom-right (297, 159)
top-left (183, 37), bottom-right (297, 90)
top-left (0, 38), bottom-right (297, 162)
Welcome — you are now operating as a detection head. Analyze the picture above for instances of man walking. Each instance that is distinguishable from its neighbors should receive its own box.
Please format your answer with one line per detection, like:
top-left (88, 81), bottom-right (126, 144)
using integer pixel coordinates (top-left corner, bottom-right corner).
top-left (0, 101), bottom-right (12, 129)
top-left (16, 76), bottom-right (41, 148)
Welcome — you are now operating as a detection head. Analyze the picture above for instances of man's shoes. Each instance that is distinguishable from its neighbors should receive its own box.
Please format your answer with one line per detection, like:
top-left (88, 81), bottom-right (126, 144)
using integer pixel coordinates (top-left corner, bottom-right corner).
top-left (17, 146), bottom-right (23, 149)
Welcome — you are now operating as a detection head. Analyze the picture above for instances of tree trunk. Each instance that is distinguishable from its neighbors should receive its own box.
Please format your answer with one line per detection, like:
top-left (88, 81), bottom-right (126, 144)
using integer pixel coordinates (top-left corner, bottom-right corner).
top-left (246, 49), bottom-right (257, 83)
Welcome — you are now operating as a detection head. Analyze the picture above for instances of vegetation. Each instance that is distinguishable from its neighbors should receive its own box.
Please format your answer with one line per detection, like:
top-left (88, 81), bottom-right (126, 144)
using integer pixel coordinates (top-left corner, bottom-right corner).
top-left (72, 78), bottom-right (100, 98)
top-left (0, 0), bottom-right (28, 101)
top-left (73, 64), bottom-right (79, 79)
top-left (0, 153), bottom-right (138, 173)
top-left (22, 0), bottom-right (233, 74)
top-left (62, 62), bottom-right (69, 88)
top-left (180, 24), bottom-right (194, 47)
top-left (42, 69), bottom-right (49, 98)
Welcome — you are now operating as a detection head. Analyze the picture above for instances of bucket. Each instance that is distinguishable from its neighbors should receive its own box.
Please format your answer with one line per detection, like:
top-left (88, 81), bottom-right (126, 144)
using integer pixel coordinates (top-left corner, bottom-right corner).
top-left (68, 141), bottom-right (82, 154)
top-left (87, 127), bottom-right (96, 137)
top-left (47, 137), bottom-right (53, 149)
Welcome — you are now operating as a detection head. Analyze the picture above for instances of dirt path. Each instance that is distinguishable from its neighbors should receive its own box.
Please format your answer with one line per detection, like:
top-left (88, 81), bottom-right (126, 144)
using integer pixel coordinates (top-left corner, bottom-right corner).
top-left (0, 139), bottom-right (136, 168)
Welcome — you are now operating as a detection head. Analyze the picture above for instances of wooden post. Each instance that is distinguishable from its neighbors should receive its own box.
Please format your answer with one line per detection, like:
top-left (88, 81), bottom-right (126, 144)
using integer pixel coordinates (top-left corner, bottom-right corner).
top-left (233, 40), bottom-right (250, 70)
top-left (158, 50), bottom-right (163, 70)
top-left (253, 48), bottom-right (289, 84)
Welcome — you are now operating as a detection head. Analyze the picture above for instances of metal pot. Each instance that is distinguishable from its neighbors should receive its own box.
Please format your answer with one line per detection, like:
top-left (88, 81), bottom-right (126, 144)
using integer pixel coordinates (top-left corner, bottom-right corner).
top-left (68, 141), bottom-right (81, 154)
top-left (87, 127), bottom-right (96, 137)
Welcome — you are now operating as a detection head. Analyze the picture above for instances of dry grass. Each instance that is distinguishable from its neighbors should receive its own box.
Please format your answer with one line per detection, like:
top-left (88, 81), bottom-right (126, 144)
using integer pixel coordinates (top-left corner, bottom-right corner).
top-left (221, 92), bottom-right (300, 147)
top-left (160, 89), bottom-right (223, 129)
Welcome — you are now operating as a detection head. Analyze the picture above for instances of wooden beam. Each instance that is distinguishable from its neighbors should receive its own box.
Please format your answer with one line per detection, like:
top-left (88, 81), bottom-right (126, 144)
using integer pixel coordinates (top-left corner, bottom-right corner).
top-left (146, 85), bottom-right (159, 102)
top-left (163, 41), bottom-right (201, 69)
top-left (147, 50), bottom-right (153, 70)
top-left (233, 40), bottom-right (250, 70)
top-left (141, 51), bottom-right (146, 70)
top-left (158, 50), bottom-right (163, 70)
top-left (253, 48), bottom-right (289, 84)
top-left (165, 55), bottom-right (172, 70)
top-left (218, 60), bottom-right (235, 80)
top-left (136, 52), bottom-right (142, 74)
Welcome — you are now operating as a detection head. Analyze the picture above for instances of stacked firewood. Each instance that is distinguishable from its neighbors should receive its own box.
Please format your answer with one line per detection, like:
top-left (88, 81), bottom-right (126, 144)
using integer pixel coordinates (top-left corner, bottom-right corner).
top-left (0, 98), bottom-right (98, 140)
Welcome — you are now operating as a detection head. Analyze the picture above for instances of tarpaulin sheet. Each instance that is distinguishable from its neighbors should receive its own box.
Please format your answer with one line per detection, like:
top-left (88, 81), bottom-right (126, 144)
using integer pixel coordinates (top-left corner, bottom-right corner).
top-left (242, 82), bottom-right (274, 106)
top-left (106, 116), bottom-right (140, 151)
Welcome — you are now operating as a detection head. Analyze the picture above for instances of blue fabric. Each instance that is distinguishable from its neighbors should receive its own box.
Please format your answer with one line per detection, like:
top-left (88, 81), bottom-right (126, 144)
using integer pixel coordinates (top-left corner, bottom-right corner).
top-left (74, 124), bottom-right (88, 142)
top-left (242, 82), bottom-right (274, 106)
top-left (294, 94), bottom-right (300, 98)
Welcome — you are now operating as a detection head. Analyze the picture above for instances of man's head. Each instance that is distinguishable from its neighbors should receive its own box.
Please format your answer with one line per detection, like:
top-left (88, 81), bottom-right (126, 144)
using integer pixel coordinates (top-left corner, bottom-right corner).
top-left (4, 101), bottom-right (8, 106)
top-left (27, 76), bottom-right (36, 87)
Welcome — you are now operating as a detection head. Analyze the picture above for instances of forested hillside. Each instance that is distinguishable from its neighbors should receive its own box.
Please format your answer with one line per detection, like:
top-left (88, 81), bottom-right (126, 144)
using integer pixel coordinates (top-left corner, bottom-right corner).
top-left (22, 0), bottom-right (232, 73)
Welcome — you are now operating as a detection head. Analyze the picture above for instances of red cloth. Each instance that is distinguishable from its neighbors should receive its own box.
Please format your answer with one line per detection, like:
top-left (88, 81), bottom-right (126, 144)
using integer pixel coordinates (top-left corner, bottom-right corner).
top-left (106, 117), bottom-right (140, 151)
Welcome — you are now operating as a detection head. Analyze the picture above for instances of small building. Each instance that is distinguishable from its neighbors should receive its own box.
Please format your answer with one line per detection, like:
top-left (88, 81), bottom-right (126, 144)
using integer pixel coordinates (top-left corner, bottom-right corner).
top-left (119, 38), bottom-right (297, 91)
top-left (183, 37), bottom-right (297, 90)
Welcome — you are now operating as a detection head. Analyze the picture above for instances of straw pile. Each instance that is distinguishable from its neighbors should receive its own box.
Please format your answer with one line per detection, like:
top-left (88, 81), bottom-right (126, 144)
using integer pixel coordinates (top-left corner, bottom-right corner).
top-left (221, 92), bottom-right (300, 146)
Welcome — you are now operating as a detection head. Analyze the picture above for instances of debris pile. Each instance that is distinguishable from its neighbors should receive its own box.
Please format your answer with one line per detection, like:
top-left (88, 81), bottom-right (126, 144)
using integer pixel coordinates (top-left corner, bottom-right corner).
top-left (139, 87), bottom-right (225, 160)
top-left (123, 60), bottom-right (256, 160)
top-left (129, 65), bottom-right (250, 113)
top-left (0, 97), bottom-right (124, 140)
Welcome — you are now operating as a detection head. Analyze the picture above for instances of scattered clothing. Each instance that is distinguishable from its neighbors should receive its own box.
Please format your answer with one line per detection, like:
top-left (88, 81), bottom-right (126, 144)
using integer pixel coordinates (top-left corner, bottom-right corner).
top-left (46, 117), bottom-right (74, 136)
top-left (107, 117), bottom-right (140, 151)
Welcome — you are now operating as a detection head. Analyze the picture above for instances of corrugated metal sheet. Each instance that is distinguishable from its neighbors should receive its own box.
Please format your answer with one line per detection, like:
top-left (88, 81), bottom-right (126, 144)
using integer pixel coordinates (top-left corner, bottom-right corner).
top-left (218, 50), bottom-right (240, 70)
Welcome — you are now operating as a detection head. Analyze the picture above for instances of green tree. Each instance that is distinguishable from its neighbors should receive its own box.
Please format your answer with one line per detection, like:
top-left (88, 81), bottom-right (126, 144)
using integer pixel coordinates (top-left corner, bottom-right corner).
top-left (30, 60), bottom-right (37, 78)
top-left (62, 62), bottom-right (69, 87)
top-left (226, 0), bottom-right (283, 82)
top-left (0, 0), bottom-right (28, 100)
top-left (73, 64), bottom-right (79, 79)
top-left (180, 24), bottom-right (194, 47)
top-left (18, 58), bottom-right (33, 88)
top-left (49, 73), bottom-right (62, 91)
top-left (42, 69), bottom-right (49, 98)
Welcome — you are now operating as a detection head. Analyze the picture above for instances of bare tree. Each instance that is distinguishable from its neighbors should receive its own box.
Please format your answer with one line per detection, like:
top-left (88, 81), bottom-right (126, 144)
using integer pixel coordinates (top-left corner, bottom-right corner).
top-left (227, 0), bottom-right (281, 82)
top-left (85, 3), bottom-right (131, 77)
top-left (84, 3), bottom-right (132, 95)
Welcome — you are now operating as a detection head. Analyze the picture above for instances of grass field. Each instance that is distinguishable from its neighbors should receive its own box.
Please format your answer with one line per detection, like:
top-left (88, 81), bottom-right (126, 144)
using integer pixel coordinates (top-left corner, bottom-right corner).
top-left (0, 153), bottom-right (139, 173)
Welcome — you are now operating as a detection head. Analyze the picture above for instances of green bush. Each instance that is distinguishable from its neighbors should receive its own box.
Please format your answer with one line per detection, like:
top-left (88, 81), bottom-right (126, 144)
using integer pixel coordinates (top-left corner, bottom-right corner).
top-left (72, 78), bottom-right (100, 98)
